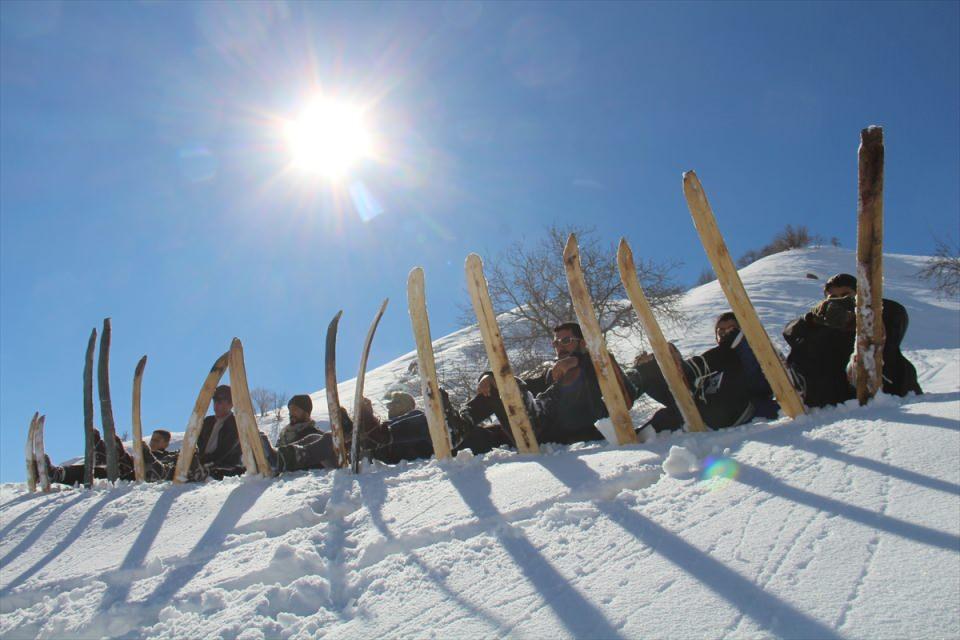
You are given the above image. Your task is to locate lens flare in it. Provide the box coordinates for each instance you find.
[701,456,740,490]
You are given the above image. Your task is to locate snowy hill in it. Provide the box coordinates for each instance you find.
[2,246,958,639]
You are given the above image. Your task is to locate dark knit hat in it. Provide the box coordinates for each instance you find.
[824,273,857,295]
[213,385,232,402]
[288,394,313,415]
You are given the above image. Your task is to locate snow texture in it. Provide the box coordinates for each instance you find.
[2,247,958,639]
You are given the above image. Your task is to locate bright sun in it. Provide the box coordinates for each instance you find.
[284,97,373,179]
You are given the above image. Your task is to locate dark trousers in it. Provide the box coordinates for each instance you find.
[632,360,755,432]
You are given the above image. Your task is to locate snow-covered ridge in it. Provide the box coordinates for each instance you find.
[2,246,958,639]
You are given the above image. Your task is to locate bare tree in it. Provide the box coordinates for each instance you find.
[737,224,823,268]
[251,387,273,417]
[272,391,288,422]
[695,267,716,286]
[460,224,683,360]
[919,240,960,298]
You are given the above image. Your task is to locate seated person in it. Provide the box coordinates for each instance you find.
[276,395,322,447]
[625,312,778,435]
[444,322,633,454]
[188,384,245,479]
[46,428,138,485]
[784,273,922,407]
[149,429,172,453]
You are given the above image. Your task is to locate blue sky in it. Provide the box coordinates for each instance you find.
[1,1,957,481]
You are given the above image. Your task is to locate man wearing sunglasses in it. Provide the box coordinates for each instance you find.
[445,322,633,453]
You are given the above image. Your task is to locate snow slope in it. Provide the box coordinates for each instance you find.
[2,247,958,639]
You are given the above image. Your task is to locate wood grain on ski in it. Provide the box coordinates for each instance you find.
[618,239,707,433]
[25,412,39,493]
[465,254,539,454]
[173,351,229,484]
[98,317,119,481]
[325,311,349,468]
[407,267,453,460]
[228,338,272,477]
[682,171,806,419]
[35,415,50,492]
[562,235,637,445]
[131,355,147,482]
[351,299,390,473]
[856,126,885,405]
[83,328,97,488]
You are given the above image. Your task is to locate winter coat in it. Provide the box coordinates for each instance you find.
[195,414,243,471]
[784,295,921,407]
[526,351,627,444]
[277,420,322,447]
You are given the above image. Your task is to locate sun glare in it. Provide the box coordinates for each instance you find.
[284,98,373,179]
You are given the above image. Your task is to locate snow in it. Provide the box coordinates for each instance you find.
[2,247,959,639]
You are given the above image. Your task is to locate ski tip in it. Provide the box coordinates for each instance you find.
[465,253,482,269]
[617,237,630,254]
[332,309,344,323]
[230,337,242,349]
[408,266,424,284]
[563,233,578,258]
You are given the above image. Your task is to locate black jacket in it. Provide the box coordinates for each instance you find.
[196,414,243,470]
[785,296,922,407]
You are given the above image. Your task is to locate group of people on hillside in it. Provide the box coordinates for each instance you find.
[42,273,922,486]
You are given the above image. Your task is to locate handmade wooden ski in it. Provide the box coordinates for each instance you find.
[173,351,229,484]
[83,328,97,488]
[351,299,390,473]
[407,267,453,460]
[97,317,119,481]
[228,338,272,477]
[325,310,349,468]
[464,254,539,454]
[34,415,50,492]
[131,355,147,482]
[682,170,806,419]
[855,126,885,405]
[25,412,39,493]
[562,235,638,445]
[618,239,707,433]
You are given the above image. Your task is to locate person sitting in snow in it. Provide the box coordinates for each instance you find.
[44,428,141,485]
[276,395,322,447]
[784,273,922,407]
[188,384,247,479]
[625,312,778,437]
[442,322,634,454]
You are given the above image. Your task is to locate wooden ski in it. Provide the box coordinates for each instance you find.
[97,317,119,481]
[682,170,806,419]
[407,267,453,460]
[618,239,707,433]
[34,415,50,492]
[351,299,390,473]
[464,254,539,454]
[83,328,97,488]
[173,351,229,484]
[228,338,272,477]
[131,355,147,482]
[25,412,39,492]
[562,235,638,445]
[325,310,349,468]
[856,126,885,405]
